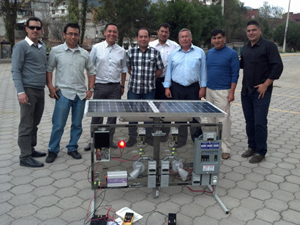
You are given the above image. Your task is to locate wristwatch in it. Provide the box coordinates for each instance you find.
[89,87,94,92]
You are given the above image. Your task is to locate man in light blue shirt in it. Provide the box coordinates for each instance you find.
[46,23,96,163]
[164,28,207,147]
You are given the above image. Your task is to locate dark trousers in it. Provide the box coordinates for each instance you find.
[91,83,121,141]
[156,77,170,136]
[241,90,271,156]
[171,81,201,143]
[18,88,44,159]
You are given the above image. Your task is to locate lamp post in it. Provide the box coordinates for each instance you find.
[222,0,224,16]
[283,0,291,53]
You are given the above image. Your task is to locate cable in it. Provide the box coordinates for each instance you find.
[145,211,167,225]
[186,185,214,194]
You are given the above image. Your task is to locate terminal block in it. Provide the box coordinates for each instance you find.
[147,160,157,188]
[160,160,169,187]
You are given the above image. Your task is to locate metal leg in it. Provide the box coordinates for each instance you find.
[207,185,229,214]
[152,187,159,198]
[90,189,96,215]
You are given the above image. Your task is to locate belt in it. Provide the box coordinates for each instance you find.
[96,82,119,85]
[157,77,165,82]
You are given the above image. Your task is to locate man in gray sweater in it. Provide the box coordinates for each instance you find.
[11,17,47,167]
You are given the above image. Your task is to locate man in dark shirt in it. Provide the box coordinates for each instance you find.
[240,20,283,163]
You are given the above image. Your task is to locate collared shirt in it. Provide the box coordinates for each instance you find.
[127,46,164,94]
[164,44,207,88]
[47,42,96,100]
[240,37,283,95]
[149,39,179,78]
[25,36,43,49]
[90,40,127,83]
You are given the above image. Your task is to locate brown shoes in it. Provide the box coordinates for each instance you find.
[222,153,230,159]
[241,148,256,158]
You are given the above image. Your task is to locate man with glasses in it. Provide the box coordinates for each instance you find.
[12,17,47,167]
[46,23,96,163]
[84,23,127,151]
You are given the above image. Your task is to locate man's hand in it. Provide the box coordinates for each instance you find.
[199,87,206,99]
[86,90,93,100]
[48,86,60,99]
[254,83,268,99]
[228,92,235,102]
[165,88,172,98]
[18,93,29,104]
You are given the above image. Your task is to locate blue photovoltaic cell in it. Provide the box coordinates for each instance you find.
[87,101,154,113]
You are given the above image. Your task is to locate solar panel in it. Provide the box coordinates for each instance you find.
[85,100,226,118]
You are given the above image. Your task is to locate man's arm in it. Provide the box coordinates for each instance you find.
[47,71,60,99]
[228,83,237,102]
[155,69,163,79]
[199,49,207,99]
[120,72,126,95]
[86,74,96,100]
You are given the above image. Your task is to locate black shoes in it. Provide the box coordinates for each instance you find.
[31,150,46,158]
[46,152,57,163]
[84,143,91,151]
[126,137,137,147]
[241,148,256,158]
[67,151,82,159]
[20,157,44,167]
[249,154,265,164]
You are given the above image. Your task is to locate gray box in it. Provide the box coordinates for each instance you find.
[107,171,127,187]
[160,160,169,187]
[148,160,157,188]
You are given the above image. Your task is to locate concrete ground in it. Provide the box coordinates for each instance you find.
[1,54,300,225]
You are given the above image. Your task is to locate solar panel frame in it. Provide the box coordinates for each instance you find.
[85,100,226,118]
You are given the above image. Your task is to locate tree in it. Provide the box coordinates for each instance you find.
[273,21,300,52]
[1,0,26,48]
[93,0,153,46]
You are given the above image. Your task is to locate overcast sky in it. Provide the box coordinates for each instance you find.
[240,0,299,13]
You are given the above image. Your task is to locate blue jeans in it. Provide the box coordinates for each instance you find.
[241,90,271,156]
[48,91,85,153]
[127,90,155,138]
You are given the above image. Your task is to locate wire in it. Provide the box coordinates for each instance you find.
[112,154,140,162]
[145,211,167,225]
[186,185,214,194]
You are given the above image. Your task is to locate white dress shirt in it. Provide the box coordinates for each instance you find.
[149,39,179,78]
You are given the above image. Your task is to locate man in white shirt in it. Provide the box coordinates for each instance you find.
[149,23,179,143]
[84,23,127,150]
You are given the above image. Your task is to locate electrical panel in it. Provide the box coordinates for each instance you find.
[193,132,221,186]
[94,131,110,162]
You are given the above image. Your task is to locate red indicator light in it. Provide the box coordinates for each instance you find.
[118,140,126,149]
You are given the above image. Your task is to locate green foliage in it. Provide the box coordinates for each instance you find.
[273,21,300,51]
[93,0,153,46]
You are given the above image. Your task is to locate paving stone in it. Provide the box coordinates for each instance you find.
[252,167,272,176]
[7,203,39,219]
[230,206,256,222]
[256,208,281,223]
[193,214,219,224]
[279,182,300,193]
[265,174,285,183]
[156,201,181,215]
[123,189,147,202]
[55,186,79,198]
[240,197,264,211]
[9,183,35,195]
[52,178,76,188]
[35,205,63,220]
[257,181,279,192]
[237,179,258,190]
[219,217,247,225]
[10,216,41,225]
[224,171,244,181]
[0,213,14,225]
[227,187,250,199]
[181,203,205,218]
[250,189,272,200]
[131,199,156,214]
[32,186,58,197]
[264,198,289,212]
[37,217,69,225]
[285,175,300,185]
[169,192,193,205]
[282,209,300,224]
[272,189,295,201]
[246,219,272,225]
[8,192,37,206]
[50,170,72,179]
[233,166,252,175]
[33,195,60,208]
[273,220,296,225]
[271,167,291,176]
[57,196,84,210]
[288,199,300,211]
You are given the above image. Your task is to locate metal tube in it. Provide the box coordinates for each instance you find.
[207,185,229,214]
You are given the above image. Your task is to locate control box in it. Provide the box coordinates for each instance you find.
[193,132,221,185]
[107,171,127,187]
[94,131,110,162]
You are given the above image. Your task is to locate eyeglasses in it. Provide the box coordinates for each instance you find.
[65,33,80,37]
[27,26,42,31]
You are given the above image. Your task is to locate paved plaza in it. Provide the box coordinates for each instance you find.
[0,54,300,225]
